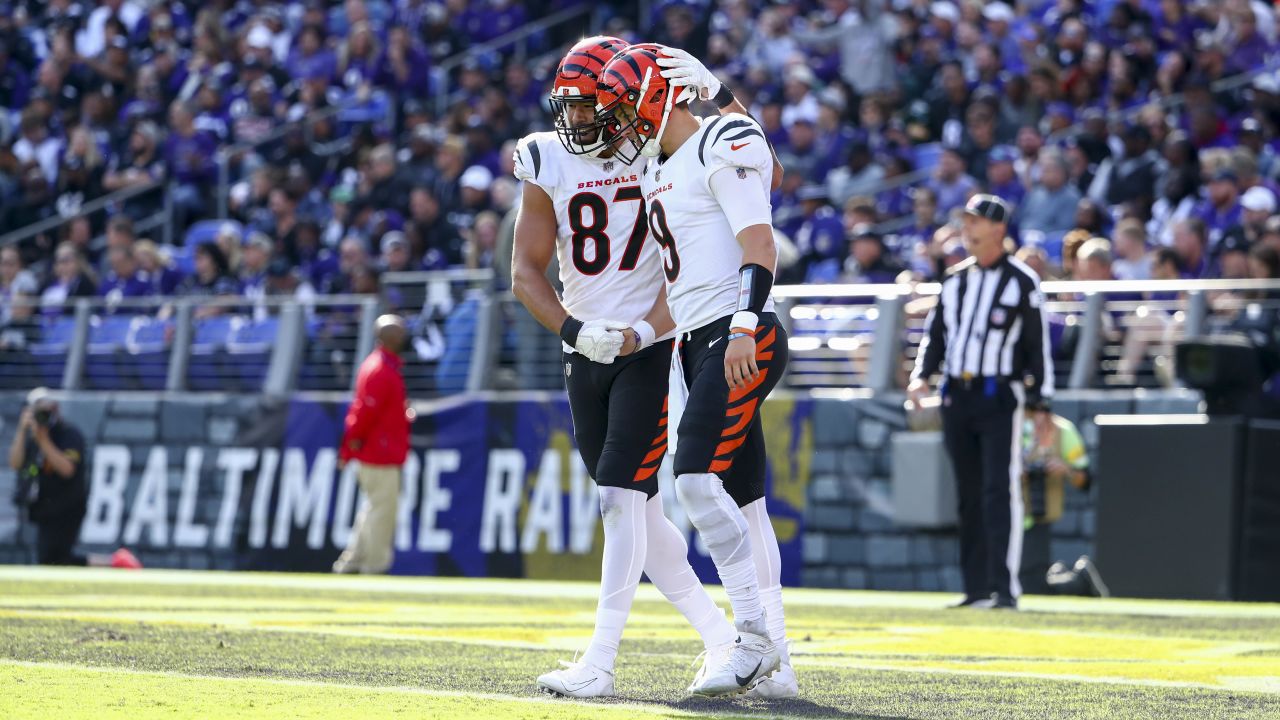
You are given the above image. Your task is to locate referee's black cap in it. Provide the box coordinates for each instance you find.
[964,194,1011,224]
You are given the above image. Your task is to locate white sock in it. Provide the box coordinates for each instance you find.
[580,486,647,672]
[675,472,763,626]
[642,494,737,649]
[743,498,790,663]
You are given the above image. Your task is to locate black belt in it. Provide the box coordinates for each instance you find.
[946,374,1008,391]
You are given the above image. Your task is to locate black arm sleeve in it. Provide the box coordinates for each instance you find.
[912,299,947,382]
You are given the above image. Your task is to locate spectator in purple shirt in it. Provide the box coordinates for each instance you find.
[892,187,941,266]
[164,101,217,230]
[239,231,273,300]
[338,21,380,92]
[986,145,1026,210]
[375,26,430,98]
[1172,218,1213,279]
[134,240,185,296]
[925,147,980,216]
[99,245,156,312]
[840,225,906,285]
[0,44,31,110]
[1195,168,1244,251]
[1227,6,1271,74]
[287,25,337,87]
[1153,0,1200,52]
[790,185,846,283]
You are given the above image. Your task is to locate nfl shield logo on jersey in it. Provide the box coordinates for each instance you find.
[655,169,661,182]
[736,167,747,179]
[991,307,1007,326]
[565,362,572,377]
[603,161,614,173]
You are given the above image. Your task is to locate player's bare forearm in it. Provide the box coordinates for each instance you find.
[511,184,570,334]
[719,98,784,190]
[736,224,778,271]
[641,284,676,339]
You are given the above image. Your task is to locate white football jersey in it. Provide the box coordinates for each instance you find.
[513,132,671,342]
[639,113,776,333]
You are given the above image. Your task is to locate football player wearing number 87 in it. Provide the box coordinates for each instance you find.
[592,43,797,698]
[511,36,777,700]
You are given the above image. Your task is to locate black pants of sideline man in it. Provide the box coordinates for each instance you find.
[941,378,1025,602]
[36,512,87,566]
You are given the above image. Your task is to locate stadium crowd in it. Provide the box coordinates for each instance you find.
[2,0,1280,334]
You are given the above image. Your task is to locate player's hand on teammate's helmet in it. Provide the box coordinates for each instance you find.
[655,46,721,102]
[724,334,759,390]
[576,319,629,364]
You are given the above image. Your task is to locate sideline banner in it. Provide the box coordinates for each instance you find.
[74,396,813,585]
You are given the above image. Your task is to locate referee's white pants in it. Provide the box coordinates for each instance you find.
[334,463,401,574]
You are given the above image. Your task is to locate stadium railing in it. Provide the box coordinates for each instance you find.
[0,294,378,395]
[0,178,174,250]
[213,98,392,220]
[784,278,1280,392]
[5,277,1276,397]
[430,3,596,117]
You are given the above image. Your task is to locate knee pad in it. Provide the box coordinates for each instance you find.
[598,485,644,530]
[676,473,745,549]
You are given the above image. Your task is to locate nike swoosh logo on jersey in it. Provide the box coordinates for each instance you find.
[735,660,763,687]
[709,336,724,349]
[730,142,751,151]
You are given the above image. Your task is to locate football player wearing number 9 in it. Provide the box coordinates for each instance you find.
[594,44,796,698]
[512,36,765,700]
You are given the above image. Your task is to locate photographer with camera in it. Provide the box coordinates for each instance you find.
[1020,399,1106,596]
[8,389,140,568]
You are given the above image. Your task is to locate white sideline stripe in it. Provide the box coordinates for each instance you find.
[790,656,1280,695]
[0,659,821,720]
[3,566,1280,619]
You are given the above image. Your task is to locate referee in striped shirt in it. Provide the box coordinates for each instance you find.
[907,194,1054,610]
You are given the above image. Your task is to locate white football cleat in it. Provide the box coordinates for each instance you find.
[688,643,730,693]
[745,662,798,698]
[537,659,615,698]
[687,628,779,697]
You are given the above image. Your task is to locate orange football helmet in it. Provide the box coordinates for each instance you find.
[595,43,698,164]
[550,35,629,156]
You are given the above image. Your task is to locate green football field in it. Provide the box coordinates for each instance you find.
[2,567,1279,719]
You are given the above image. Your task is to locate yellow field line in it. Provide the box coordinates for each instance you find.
[793,656,1280,695]
[4,565,1280,619]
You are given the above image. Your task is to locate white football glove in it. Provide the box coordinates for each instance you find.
[656,46,722,102]
[575,318,628,364]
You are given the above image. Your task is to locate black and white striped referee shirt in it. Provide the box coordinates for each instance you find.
[912,254,1054,401]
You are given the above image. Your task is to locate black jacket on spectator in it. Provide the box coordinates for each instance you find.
[18,421,87,524]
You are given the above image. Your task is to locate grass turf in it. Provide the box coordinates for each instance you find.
[1,567,1278,719]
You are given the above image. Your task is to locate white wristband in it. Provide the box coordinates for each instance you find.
[730,310,758,332]
[634,320,656,350]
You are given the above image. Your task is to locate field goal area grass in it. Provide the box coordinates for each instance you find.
[2,566,1279,719]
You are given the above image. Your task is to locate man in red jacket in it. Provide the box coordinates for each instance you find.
[333,314,413,574]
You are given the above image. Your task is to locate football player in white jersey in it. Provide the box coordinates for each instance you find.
[512,36,764,700]
[594,43,796,698]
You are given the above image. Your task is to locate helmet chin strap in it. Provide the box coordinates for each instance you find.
[563,104,607,158]
[639,68,696,158]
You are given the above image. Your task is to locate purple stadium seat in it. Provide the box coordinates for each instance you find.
[127,317,174,390]
[227,318,278,390]
[182,219,243,249]
[85,315,136,390]
[188,315,240,391]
